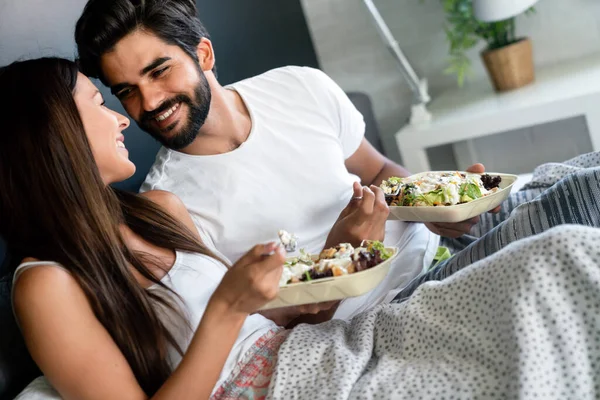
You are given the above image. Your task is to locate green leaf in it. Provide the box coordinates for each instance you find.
[433,246,452,266]
[304,271,312,281]
[401,192,416,206]
[366,240,393,260]
[444,53,472,87]
[465,183,482,199]
[416,189,443,206]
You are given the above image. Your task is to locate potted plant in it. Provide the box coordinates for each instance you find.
[441,0,535,91]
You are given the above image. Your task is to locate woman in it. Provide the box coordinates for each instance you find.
[0,57,388,399]
[0,57,285,399]
[3,58,600,400]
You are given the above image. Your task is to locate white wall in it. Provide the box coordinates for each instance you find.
[0,0,86,62]
[301,0,600,173]
[0,0,161,190]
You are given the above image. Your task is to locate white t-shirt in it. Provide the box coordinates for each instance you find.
[142,66,439,319]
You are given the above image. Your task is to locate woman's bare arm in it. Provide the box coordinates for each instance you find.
[14,264,247,400]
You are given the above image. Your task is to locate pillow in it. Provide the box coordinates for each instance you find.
[14,377,60,400]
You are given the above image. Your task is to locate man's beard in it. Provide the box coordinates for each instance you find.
[137,71,211,150]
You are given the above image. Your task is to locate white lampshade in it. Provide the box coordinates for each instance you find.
[473,0,539,22]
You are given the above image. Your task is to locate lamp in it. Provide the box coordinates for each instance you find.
[473,0,539,22]
[363,0,432,125]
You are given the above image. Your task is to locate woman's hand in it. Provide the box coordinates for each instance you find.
[325,182,390,248]
[212,243,286,315]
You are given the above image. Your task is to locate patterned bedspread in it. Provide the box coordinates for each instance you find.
[268,225,600,399]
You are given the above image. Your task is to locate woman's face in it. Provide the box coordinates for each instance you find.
[73,73,135,185]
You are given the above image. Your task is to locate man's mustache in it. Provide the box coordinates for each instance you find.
[141,95,192,123]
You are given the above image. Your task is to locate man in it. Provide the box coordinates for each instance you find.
[74,0,487,324]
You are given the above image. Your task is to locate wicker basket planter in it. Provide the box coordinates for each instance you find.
[481,38,535,92]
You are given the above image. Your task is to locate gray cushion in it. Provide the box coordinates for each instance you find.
[14,377,60,400]
[346,92,384,156]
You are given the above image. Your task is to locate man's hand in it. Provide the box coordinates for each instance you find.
[258,182,388,327]
[425,163,501,238]
[324,182,389,248]
[259,183,388,326]
[258,301,339,327]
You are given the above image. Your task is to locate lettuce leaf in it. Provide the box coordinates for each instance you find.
[459,183,481,200]
[417,189,443,206]
[366,240,393,260]
[465,183,482,199]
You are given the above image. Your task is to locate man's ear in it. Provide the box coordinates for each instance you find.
[196,38,215,72]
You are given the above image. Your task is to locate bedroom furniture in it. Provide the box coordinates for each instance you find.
[395,53,600,173]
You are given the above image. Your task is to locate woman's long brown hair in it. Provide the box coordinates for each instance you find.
[0,58,223,395]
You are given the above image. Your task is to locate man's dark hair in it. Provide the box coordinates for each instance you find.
[75,0,213,84]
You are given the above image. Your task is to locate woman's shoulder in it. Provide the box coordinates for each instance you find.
[13,258,83,318]
[17,257,65,273]
[14,258,77,298]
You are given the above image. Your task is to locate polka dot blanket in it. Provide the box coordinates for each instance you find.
[268,225,600,399]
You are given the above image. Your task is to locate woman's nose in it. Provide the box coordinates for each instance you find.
[117,112,130,130]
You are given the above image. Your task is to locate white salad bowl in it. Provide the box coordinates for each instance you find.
[260,247,399,310]
[387,172,518,223]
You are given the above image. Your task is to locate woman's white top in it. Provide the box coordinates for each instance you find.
[12,250,277,393]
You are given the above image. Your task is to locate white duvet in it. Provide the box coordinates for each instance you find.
[268,225,600,399]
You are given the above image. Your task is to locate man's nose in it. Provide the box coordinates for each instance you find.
[139,84,165,114]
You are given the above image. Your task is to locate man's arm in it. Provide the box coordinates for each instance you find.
[345,139,411,186]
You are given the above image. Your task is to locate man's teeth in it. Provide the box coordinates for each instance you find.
[116,141,125,148]
[156,104,179,122]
